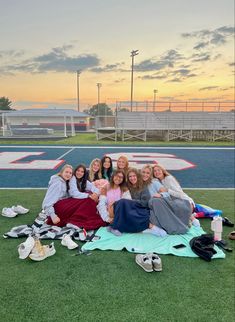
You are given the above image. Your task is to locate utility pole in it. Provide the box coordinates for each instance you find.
[130,50,139,112]
[97,83,102,115]
[77,70,81,112]
[153,89,158,112]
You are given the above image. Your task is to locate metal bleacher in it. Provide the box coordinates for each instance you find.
[96,111,235,141]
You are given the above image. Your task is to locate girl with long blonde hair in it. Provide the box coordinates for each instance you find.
[42,164,73,224]
[116,155,129,176]
[88,158,102,182]
[152,164,200,226]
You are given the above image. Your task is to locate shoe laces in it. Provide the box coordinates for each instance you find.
[34,240,45,256]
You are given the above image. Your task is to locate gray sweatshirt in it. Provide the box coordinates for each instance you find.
[42,175,69,220]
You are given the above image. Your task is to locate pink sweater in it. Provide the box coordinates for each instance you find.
[106,187,122,206]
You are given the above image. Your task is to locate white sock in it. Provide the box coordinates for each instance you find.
[192,218,200,227]
[143,226,167,237]
[107,226,122,236]
[66,223,82,231]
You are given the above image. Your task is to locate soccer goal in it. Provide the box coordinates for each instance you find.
[1,111,76,139]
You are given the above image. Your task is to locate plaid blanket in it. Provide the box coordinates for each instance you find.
[3,224,95,241]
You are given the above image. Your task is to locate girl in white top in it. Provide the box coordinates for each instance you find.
[69,164,99,201]
[152,164,200,227]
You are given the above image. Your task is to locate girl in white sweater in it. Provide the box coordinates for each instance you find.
[152,164,200,227]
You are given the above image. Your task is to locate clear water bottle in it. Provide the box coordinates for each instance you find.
[211,215,223,241]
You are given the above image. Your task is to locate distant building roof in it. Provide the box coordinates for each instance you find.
[3,108,89,117]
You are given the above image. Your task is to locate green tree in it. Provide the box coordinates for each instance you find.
[84,103,113,116]
[119,108,130,112]
[0,97,13,110]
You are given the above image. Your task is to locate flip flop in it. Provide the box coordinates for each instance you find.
[222,217,234,227]
[215,240,233,252]
[228,231,235,240]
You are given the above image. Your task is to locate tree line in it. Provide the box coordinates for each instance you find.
[0,97,13,110]
[0,97,129,115]
[84,103,129,116]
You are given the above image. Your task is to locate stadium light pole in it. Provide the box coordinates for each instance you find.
[153,89,158,112]
[77,70,81,112]
[97,83,102,115]
[130,49,139,112]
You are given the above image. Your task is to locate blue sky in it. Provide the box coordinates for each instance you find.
[0,0,234,110]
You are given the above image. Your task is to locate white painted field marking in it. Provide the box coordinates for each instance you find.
[56,147,75,160]
[0,152,64,169]
[107,152,195,170]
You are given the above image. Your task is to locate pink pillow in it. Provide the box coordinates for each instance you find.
[94,179,109,190]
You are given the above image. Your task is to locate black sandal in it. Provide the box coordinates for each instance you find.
[222,217,234,227]
[215,240,233,252]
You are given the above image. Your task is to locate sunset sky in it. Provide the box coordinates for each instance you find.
[0,0,234,110]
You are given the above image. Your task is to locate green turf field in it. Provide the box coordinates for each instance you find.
[0,189,234,322]
[0,132,234,145]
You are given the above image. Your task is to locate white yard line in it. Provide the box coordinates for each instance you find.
[185,188,235,190]
[0,145,234,150]
[56,147,75,160]
[0,187,47,190]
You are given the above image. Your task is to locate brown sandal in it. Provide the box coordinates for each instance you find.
[228,231,235,240]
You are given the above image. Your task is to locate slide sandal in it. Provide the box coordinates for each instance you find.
[228,231,235,240]
[215,240,233,252]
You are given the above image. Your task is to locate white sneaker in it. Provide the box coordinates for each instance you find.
[61,234,78,250]
[150,253,162,272]
[2,207,18,218]
[29,242,56,261]
[18,236,35,259]
[135,254,153,273]
[12,205,29,215]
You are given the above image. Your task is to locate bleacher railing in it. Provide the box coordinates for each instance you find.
[116,101,235,113]
[95,111,235,131]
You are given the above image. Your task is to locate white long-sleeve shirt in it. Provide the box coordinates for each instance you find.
[161,175,194,204]
[69,175,99,199]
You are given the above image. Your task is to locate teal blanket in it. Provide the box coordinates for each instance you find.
[82,226,225,259]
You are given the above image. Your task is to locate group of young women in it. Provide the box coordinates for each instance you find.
[42,154,199,237]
